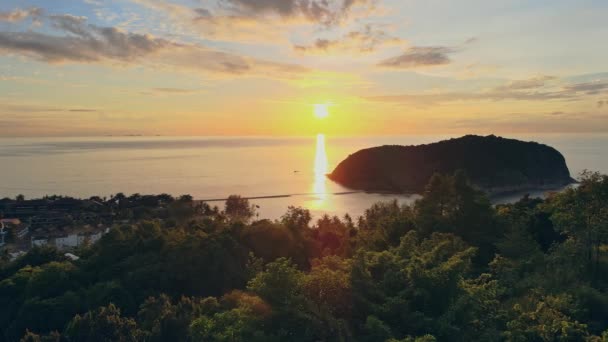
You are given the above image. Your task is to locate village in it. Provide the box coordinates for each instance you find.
[0,193,205,261]
[0,196,113,260]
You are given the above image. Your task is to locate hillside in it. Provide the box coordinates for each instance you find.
[328,135,574,194]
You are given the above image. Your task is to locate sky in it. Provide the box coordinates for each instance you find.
[0,0,607,137]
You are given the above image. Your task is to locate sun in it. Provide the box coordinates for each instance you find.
[314,104,329,119]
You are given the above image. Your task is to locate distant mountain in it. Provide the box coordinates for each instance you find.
[328,135,575,195]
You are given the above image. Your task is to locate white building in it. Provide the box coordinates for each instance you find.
[31,228,108,250]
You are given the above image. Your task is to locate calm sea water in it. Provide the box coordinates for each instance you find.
[1,134,607,219]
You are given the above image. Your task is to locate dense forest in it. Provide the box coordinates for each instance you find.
[2,171,608,341]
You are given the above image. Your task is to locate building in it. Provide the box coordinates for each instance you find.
[31,228,108,250]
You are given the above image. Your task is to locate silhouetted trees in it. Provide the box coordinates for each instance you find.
[2,172,608,341]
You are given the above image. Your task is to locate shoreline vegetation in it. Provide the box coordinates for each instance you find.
[1,171,608,341]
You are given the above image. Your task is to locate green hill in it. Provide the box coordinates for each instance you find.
[329,135,574,194]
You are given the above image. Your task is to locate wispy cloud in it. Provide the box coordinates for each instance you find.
[494,75,557,91]
[367,76,606,105]
[151,87,199,94]
[294,24,402,54]
[0,11,308,79]
[69,109,98,112]
[138,87,203,96]
[377,38,477,69]
[0,7,43,23]
[378,46,456,68]
[0,103,97,114]
[130,0,377,43]
[215,0,374,26]
[564,81,608,95]
[449,112,608,133]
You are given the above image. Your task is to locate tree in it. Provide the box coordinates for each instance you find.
[505,294,590,341]
[137,294,211,342]
[281,206,312,230]
[415,172,500,264]
[547,171,608,281]
[20,330,62,342]
[351,231,478,340]
[2,172,608,341]
[247,258,304,307]
[303,256,352,318]
[189,291,272,342]
[64,304,144,342]
[241,220,310,267]
[225,195,256,223]
[356,200,415,250]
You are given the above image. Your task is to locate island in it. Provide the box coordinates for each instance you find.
[328,135,575,195]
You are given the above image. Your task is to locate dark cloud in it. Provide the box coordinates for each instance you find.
[193,8,213,17]
[294,24,401,53]
[0,11,307,78]
[50,14,94,38]
[218,0,372,26]
[564,81,608,95]
[378,46,455,68]
[0,15,170,63]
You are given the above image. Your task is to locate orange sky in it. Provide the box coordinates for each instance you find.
[0,0,607,136]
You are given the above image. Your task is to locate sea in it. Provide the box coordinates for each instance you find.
[1,134,607,220]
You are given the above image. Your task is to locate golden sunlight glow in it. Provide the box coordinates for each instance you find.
[313,133,328,203]
[314,104,329,119]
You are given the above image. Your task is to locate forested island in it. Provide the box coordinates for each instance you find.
[329,135,574,195]
[0,171,607,341]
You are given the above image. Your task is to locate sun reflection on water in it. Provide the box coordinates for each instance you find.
[313,134,328,205]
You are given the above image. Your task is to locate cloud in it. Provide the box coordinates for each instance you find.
[449,112,608,133]
[377,38,478,69]
[563,80,608,95]
[0,103,64,113]
[217,0,374,26]
[494,75,556,91]
[0,12,307,79]
[378,46,455,69]
[0,30,166,63]
[152,88,198,94]
[0,7,43,22]
[140,87,201,96]
[0,103,100,114]
[130,0,376,43]
[294,24,402,54]
[366,77,607,105]
[69,109,98,112]
[0,14,170,63]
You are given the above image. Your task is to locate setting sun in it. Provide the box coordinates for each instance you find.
[314,104,330,119]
